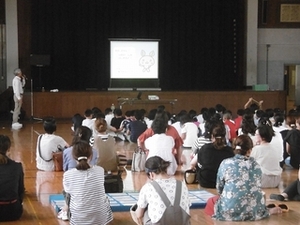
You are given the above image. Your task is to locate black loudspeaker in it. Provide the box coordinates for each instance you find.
[30,54,50,66]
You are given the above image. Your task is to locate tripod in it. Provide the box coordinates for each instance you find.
[30,78,43,122]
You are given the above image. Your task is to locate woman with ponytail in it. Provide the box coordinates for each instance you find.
[63,140,113,225]
[205,135,282,221]
[190,125,234,188]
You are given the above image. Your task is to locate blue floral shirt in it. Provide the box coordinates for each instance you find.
[212,154,270,221]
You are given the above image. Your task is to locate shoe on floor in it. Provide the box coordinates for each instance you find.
[57,209,68,221]
[270,194,285,201]
[12,123,22,130]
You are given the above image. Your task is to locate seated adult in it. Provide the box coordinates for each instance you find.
[93,118,119,172]
[206,135,282,221]
[190,125,234,188]
[270,168,300,201]
[36,117,69,171]
[63,126,98,171]
[0,135,24,222]
[128,109,147,143]
[144,116,178,175]
[284,115,300,169]
[134,156,190,225]
[250,124,282,188]
[63,140,113,224]
[138,111,183,164]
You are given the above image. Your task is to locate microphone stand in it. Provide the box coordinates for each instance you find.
[30,78,43,122]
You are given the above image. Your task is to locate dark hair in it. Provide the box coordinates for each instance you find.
[147,108,158,120]
[236,109,245,116]
[72,113,84,132]
[180,113,192,125]
[154,111,169,125]
[241,114,256,135]
[140,109,147,116]
[212,125,227,149]
[151,117,168,134]
[233,135,253,155]
[114,108,122,116]
[274,113,284,127]
[134,109,143,120]
[43,117,57,134]
[215,104,225,114]
[94,112,105,119]
[249,103,259,114]
[0,135,11,164]
[255,110,264,119]
[157,105,165,113]
[125,110,132,117]
[92,107,102,118]
[84,109,93,117]
[203,117,223,139]
[208,107,217,118]
[285,114,296,128]
[256,125,273,143]
[72,140,92,170]
[104,107,112,115]
[72,126,92,145]
[200,107,208,114]
[145,156,170,175]
[265,108,274,118]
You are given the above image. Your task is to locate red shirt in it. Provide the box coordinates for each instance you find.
[224,120,237,141]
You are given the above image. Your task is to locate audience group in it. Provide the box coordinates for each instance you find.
[4,97,300,223]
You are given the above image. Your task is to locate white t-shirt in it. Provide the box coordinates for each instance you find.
[250,143,282,176]
[181,122,198,148]
[137,178,190,223]
[145,134,177,175]
[171,121,181,136]
[82,118,95,131]
[36,133,67,171]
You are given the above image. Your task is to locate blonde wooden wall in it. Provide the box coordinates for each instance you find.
[22,90,287,119]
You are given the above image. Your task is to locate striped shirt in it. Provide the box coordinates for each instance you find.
[63,166,113,225]
[191,137,211,155]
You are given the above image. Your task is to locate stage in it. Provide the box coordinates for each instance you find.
[22,90,286,119]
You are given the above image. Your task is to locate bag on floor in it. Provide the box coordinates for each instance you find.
[131,147,146,172]
[184,169,197,184]
[52,145,64,172]
[104,170,123,193]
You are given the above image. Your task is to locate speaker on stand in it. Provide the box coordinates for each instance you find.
[30,54,50,121]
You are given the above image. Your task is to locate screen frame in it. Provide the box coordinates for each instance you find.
[109,38,160,89]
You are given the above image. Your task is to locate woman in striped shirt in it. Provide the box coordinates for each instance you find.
[63,140,113,225]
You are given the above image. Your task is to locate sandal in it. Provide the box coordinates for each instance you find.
[278,204,289,212]
[267,203,289,213]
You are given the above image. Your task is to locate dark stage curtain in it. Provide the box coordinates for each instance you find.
[31,0,245,91]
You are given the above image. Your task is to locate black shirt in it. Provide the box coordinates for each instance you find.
[0,157,25,202]
[197,143,234,188]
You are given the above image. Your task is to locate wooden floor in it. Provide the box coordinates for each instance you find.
[1,120,300,225]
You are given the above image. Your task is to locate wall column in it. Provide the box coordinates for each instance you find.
[5,0,18,87]
[246,0,258,86]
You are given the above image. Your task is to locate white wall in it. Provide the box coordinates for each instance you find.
[246,0,258,86]
[257,28,300,90]
[5,0,18,88]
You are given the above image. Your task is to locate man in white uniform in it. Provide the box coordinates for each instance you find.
[12,68,26,129]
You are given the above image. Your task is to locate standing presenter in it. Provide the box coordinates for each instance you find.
[12,68,26,130]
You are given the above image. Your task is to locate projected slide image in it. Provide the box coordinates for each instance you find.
[110,40,159,79]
